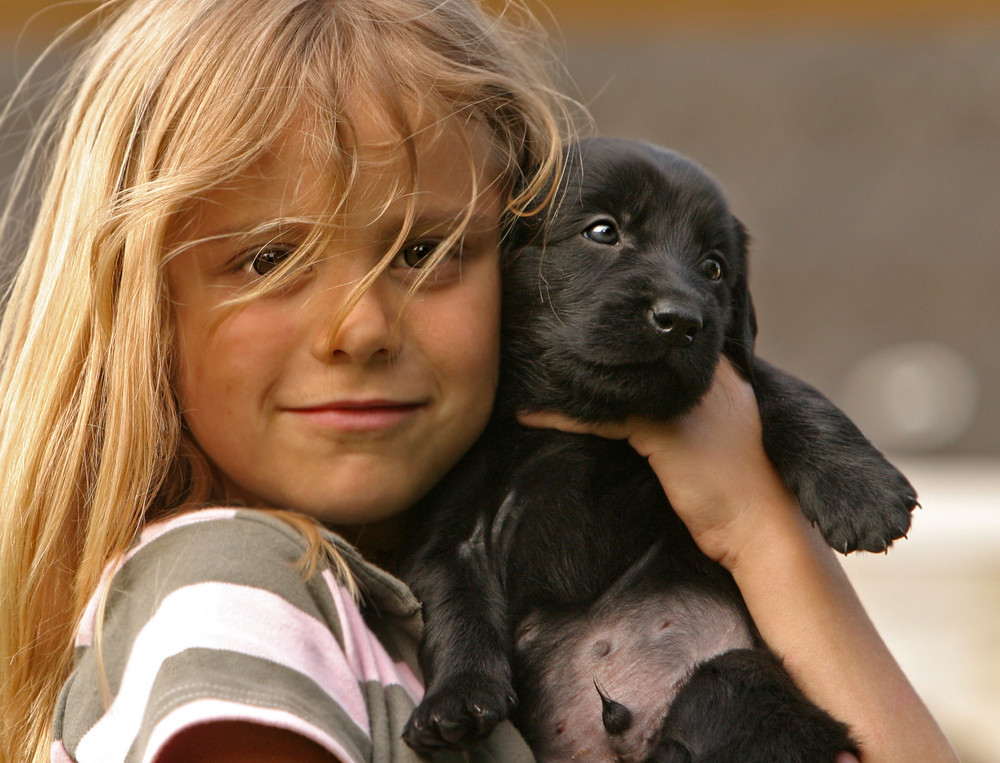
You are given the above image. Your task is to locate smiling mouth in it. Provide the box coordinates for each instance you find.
[285,400,426,432]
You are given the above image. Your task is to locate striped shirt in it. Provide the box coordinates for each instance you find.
[50,508,534,762]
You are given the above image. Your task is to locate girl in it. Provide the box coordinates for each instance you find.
[0,0,954,761]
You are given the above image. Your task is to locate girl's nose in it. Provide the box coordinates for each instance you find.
[313,278,400,364]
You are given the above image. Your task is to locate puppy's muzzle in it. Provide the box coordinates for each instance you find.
[649,299,703,347]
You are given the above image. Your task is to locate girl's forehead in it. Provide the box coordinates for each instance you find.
[170,109,503,241]
[259,103,495,188]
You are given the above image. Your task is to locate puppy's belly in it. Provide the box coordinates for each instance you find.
[515,584,753,763]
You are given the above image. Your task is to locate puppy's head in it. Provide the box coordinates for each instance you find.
[502,138,756,421]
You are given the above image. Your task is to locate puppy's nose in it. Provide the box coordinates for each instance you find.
[649,300,702,346]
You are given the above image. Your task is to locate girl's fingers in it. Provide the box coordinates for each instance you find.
[515,411,630,440]
[515,359,752,452]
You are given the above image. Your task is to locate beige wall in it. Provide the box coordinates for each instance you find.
[5,0,1000,34]
[2,3,999,760]
[2,1,87,32]
[3,1,999,456]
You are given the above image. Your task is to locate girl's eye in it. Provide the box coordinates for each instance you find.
[399,240,439,268]
[391,238,466,284]
[701,256,724,281]
[246,245,294,276]
[582,220,620,246]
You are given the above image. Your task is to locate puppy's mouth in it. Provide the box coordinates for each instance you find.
[566,336,717,372]
[539,349,719,422]
[578,353,682,370]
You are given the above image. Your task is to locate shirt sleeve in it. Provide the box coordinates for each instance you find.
[51,509,394,763]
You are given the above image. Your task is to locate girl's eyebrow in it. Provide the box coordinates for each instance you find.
[382,204,501,235]
[191,199,501,245]
[192,219,313,245]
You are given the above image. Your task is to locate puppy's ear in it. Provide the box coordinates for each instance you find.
[503,142,583,257]
[502,204,545,255]
[501,163,560,257]
[723,217,758,377]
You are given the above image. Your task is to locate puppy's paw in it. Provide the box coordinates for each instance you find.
[402,673,516,753]
[752,358,917,554]
[794,456,916,554]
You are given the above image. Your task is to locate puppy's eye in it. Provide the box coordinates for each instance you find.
[701,257,724,281]
[582,220,620,246]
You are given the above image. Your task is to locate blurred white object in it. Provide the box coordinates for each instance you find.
[839,342,980,452]
[843,457,1000,763]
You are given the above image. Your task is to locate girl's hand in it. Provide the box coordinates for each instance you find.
[521,360,958,763]
[518,358,798,569]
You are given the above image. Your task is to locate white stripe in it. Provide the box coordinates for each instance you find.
[143,699,360,763]
[75,509,241,648]
[75,581,369,762]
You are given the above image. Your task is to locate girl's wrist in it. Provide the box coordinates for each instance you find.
[704,487,809,573]
[644,443,806,572]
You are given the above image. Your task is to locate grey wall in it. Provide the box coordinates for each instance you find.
[564,32,999,455]
[3,29,997,454]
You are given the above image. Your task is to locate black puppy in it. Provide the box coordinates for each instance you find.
[400,138,916,762]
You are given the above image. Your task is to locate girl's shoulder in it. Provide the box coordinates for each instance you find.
[108,506,424,626]
[51,507,434,763]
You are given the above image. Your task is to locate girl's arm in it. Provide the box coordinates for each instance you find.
[520,359,957,763]
[158,722,342,763]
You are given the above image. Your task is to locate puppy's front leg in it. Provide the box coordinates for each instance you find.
[402,537,516,752]
[751,358,916,553]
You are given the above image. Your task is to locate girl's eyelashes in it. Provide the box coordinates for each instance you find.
[238,243,296,276]
[396,239,440,269]
[230,234,475,282]
[391,238,465,281]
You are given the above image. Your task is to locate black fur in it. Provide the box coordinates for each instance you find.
[400,138,916,761]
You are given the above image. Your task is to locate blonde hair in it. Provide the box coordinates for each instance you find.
[0,0,577,759]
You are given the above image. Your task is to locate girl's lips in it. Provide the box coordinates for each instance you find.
[284,400,425,432]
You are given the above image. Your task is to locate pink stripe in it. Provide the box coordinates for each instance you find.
[75,582,369,762]
[75,562,118,648]
[393,658,426,701]
[325,571,424,702]
[143,699,359,763]
[49,741,74,763]
[136,507,239,548]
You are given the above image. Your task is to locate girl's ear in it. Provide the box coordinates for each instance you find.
[723,216,758,378]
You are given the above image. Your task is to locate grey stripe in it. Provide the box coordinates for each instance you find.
[53,510,538,761]
[94,513,347,697]
[53,660,100,755]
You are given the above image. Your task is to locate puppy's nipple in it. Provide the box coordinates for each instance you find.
[594,680,633,736]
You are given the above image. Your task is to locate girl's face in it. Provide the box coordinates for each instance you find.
[167,115,503,530]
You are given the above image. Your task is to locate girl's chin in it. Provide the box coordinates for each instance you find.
[268,489,414,527]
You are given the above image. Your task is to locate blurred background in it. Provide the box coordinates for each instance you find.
[2,0,998,759]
